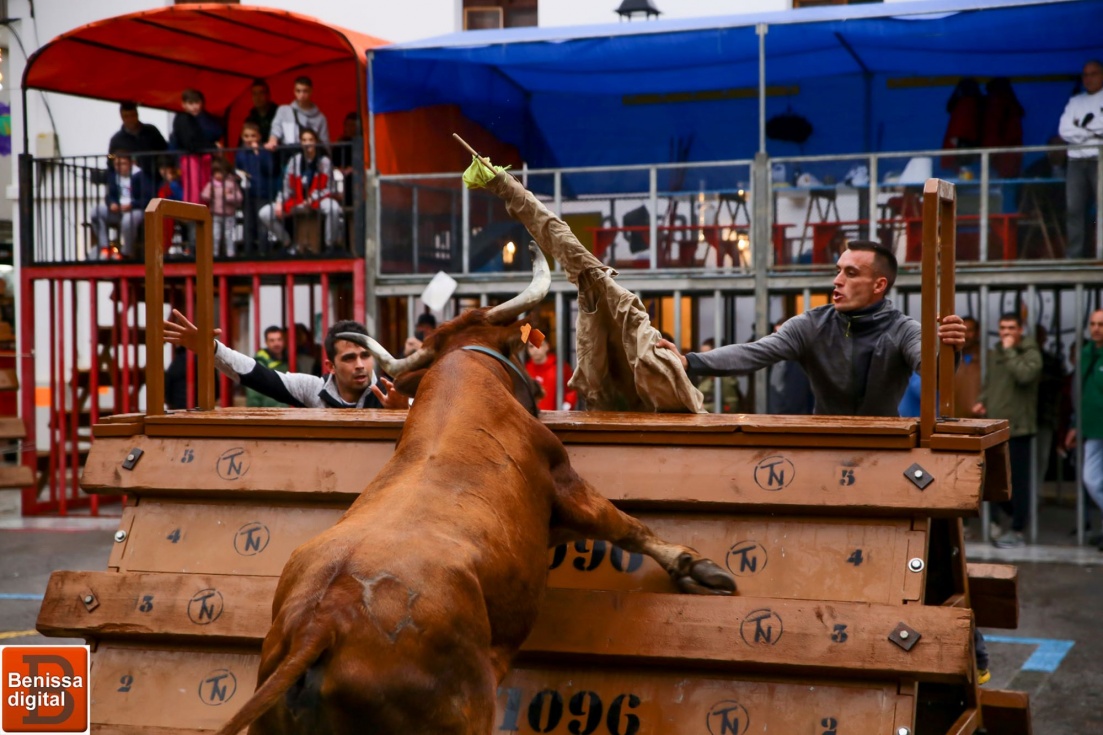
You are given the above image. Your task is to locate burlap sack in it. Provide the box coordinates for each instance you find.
[485,173,704,413]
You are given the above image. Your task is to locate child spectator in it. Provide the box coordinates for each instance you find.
[259,128,344,254]
[200,158,243,258]
[235,121,279,255]
[155,158,185,256]
[91,152,150,260]
[170,88,223,204]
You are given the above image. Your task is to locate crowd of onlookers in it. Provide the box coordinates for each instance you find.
[92,77,360,261]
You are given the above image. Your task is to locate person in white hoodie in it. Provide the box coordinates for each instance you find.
[1058,59,1103,258]
[265,75,330,150]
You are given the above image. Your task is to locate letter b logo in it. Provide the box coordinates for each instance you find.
[1,645,90,733]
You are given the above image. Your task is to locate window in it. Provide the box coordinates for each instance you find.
[463,0,537,30]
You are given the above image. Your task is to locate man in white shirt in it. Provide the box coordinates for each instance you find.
[1058,59,1103,258]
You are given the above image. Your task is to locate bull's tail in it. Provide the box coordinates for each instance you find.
[212,625,334,735]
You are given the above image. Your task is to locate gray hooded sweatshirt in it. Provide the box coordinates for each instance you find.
[686,299,923,417]
[271,101,330,146]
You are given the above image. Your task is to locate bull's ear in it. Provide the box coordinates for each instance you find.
[394,368,429,397]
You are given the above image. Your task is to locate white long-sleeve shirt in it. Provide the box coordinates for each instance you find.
[1058,88,1103,159]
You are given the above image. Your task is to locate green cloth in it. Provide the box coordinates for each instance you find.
[1078,342,1103,439]
[245,348,288,408]
[979,336,1043,437]
[462,156,509,189]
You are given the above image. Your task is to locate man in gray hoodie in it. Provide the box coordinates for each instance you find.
[658,240,966,416]
[266,76,330,150]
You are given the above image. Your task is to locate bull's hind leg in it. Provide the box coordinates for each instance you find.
[549,463,736,595]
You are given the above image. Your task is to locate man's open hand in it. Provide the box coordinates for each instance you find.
[163,308,221,353]
[656,338,689,370]
[371,376,410,410]
[938,314,966,349]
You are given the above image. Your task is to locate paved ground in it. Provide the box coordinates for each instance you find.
[1,512,1101,733]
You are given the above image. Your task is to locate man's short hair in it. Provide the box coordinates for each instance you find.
[250,78,269,90]
[998,312,1022,327]
[181,88,204,104]
[294,76,313,88]
[415,313,437,329]
[846,239,898,290]
[700,337,716,350]
[264,325,284,338]
[344,111,359,123]
[325,320,368,361]
[119,100,139,113]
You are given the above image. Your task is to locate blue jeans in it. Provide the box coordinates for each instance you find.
[1084,438,1103,517]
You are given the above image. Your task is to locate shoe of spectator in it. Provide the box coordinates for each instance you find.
[989,523,1004,541]
[977,668,992,685]
[993,531,1024,549]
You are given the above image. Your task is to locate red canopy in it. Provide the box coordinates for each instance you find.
[23,3,384,150]
[22,3,518,174]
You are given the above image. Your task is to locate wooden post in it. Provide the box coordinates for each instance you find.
[919,179,957,446]
[144,199,214,416]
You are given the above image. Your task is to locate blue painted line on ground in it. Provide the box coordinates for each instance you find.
[985,634,1075,673]
[0,593,44,601]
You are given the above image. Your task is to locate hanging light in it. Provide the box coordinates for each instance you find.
[615,0,661,21]
[503,241,517,265]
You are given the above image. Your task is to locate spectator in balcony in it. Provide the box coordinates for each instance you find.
[235,121,279,256]
[1058,59,1103,258]
[200,158,243,258]
[258,127,343,255]
[108,101,166,177]
[242,78,277,144]
[171,88,224,204]
[266,76,330,151]
[972,313,1043,549]
[91,152,150,259]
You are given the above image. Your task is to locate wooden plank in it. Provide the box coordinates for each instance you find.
[83,437,985,515]
[736,414,917,436]
[0,417,26,439]
[934,418,1008,436]
[41,572,974,681]
[979,688,1033,735]
[930,426,1011,452]
[967,562,1018,629]
[103,502,930,604]
[0,464,35,488]
[86,645,917,733]
[524,590,975,682]
[0,367,18,391]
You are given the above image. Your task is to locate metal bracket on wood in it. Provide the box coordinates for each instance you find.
[904,462,933,490]
[122,448,144,471]
[888,622,921,651]
[80,590,99,613]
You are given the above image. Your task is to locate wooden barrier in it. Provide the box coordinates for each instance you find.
[36,184,1030,734]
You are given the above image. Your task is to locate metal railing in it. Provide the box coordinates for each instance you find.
[21,141,364,266]
[375,142,1102,276]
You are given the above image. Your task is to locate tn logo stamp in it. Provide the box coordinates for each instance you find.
[1,645,90,734]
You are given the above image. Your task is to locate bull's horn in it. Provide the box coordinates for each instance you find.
[486,242,551,324]
[334,332,433,377]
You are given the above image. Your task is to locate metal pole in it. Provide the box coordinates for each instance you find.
[462,186,470,274]
[1096,154,1103,260]
[979,150,990,263]
[756,24,768,155]
[980,283,991,542]
[868,155,879,242]
[555,291,565,409]
[713,290,723,414]
[673,290,683,350]
[366,51,380,334]
[412,187,419,273]
[1074,283,1085,546]
[752,152,770,413]
[649,167,658,270]
[1026,283,1038,544]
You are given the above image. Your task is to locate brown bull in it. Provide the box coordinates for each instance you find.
[214,245,735,735]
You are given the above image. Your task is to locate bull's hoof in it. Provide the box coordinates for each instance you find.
[675,559,737,596]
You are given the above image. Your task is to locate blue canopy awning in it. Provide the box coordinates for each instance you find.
[371,0,1102,174]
